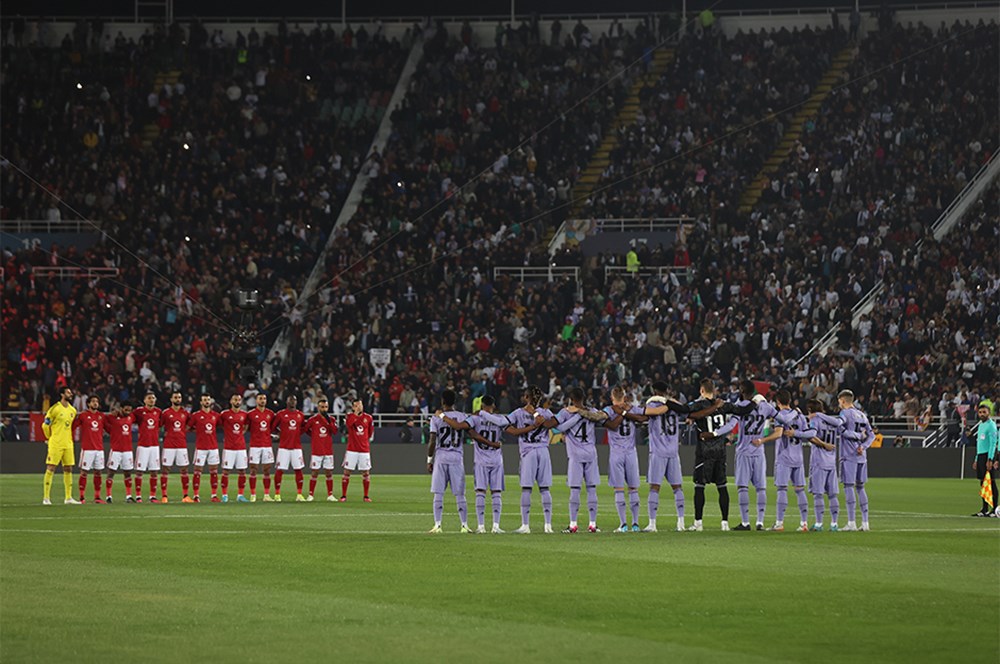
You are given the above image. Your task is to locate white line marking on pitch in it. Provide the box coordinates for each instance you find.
[0,512,429,521]
[2,527,997,535]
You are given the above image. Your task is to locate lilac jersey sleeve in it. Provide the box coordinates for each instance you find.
[478,411,511,428]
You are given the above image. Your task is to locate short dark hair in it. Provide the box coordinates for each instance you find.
[171,390,182,397]
[317,396,328,403]
[740,380,756,399]
[481,395,495,407]
[568,387,584,403]
[775,389,791,406]
[806,399,824,414]
[441,389,456,407]
[699,379,714,394]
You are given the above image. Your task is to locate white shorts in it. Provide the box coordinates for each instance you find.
[310,454,335,471]
[80,450,105,471]
[161,448,190,467]
[223,449,248,471]
[136,446,161,472]
[276,448,305,470]
[194,448,221,468]
[249,446,275,465]
[107,451,134,471]
[343,451,372,471]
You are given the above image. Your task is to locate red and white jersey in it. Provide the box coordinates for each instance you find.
[190,410,221,450]
[305,413,337,457]
[272,409,306,450]
[132,406,162,447]
[346,413,373,453]
[105,413,135,452]
[220,410,249,450]
[161,407,190,449]
[74,410,105,451]
[247,408,276,448]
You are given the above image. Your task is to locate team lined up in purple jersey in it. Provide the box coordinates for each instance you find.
[427,380,876,534]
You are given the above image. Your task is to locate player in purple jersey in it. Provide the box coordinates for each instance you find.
[427,389,471,533]
[440,396,507,533]
[836,390,876,531]
[752,390,821,532]
[603,386,647,532]
[805,399,841,531]
[549,387,604,533]
[714,381,778,531]
[489,386,556,534]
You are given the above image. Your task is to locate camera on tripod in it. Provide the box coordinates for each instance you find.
[232,288,262,385]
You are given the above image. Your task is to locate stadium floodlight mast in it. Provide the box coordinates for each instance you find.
[232,289,262,386]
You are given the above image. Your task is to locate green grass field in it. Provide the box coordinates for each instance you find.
[1,475,997,663]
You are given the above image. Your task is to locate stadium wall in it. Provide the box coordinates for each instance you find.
[0,439,973,478]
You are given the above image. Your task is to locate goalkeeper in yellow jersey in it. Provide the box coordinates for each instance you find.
[42,386,81,505]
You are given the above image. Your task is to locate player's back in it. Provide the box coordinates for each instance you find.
[647,403,686,458]
[509,407,550,453]
[467,414,503,467]
[689,398,729,458]
[809,414,840,470]
[774,409,806,467]
[432,411,465,463]
[558,409,595,462]
[604,405,642,453]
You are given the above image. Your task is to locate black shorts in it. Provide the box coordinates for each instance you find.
[693,453,727,487]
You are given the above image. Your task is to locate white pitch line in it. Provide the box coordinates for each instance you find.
[2,527,997,535]
[0,512,429,521]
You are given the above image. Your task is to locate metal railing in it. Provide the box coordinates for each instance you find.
[492,266,579,283]
[593,217,692,232]
[0,219,95,233]
[15,4,998,24]
[549,216,692,254]
[604,265,691,282]
[31,266,120,279]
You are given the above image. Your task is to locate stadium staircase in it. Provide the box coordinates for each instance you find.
[141,69,182,148]
[553,47,675,243]
[736,45,857,215]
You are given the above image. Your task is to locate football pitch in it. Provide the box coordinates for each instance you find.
[1,475,997,663]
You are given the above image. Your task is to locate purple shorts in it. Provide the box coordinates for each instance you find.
[519,448,553,488]
[774,462,805,488]
[608,449,641,488]
[567,458,600,488]
[647,454,683,487]
[430,460,466,496]
[474,463,505,492]
[809,468,838,495]
[735,455,766,489]
[840,459,868,485]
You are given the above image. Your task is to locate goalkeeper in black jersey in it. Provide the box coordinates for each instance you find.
[686,379,754,531]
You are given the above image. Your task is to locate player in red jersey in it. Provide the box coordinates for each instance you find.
[271,395,306,502]
[160,391,192,502]
[305,396,338,501]
[219,394,250,503]
[104,404,136,502]
[73,396,106,503]
[132,393,162,503]
[189,395,222,502]
[247,393,276,502]
[342,398,374,502]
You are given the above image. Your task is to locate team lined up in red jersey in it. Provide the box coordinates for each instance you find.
[64,392,374,505]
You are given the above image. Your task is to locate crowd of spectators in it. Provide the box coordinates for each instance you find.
[1,16,995,445]
[1,18,407,411]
